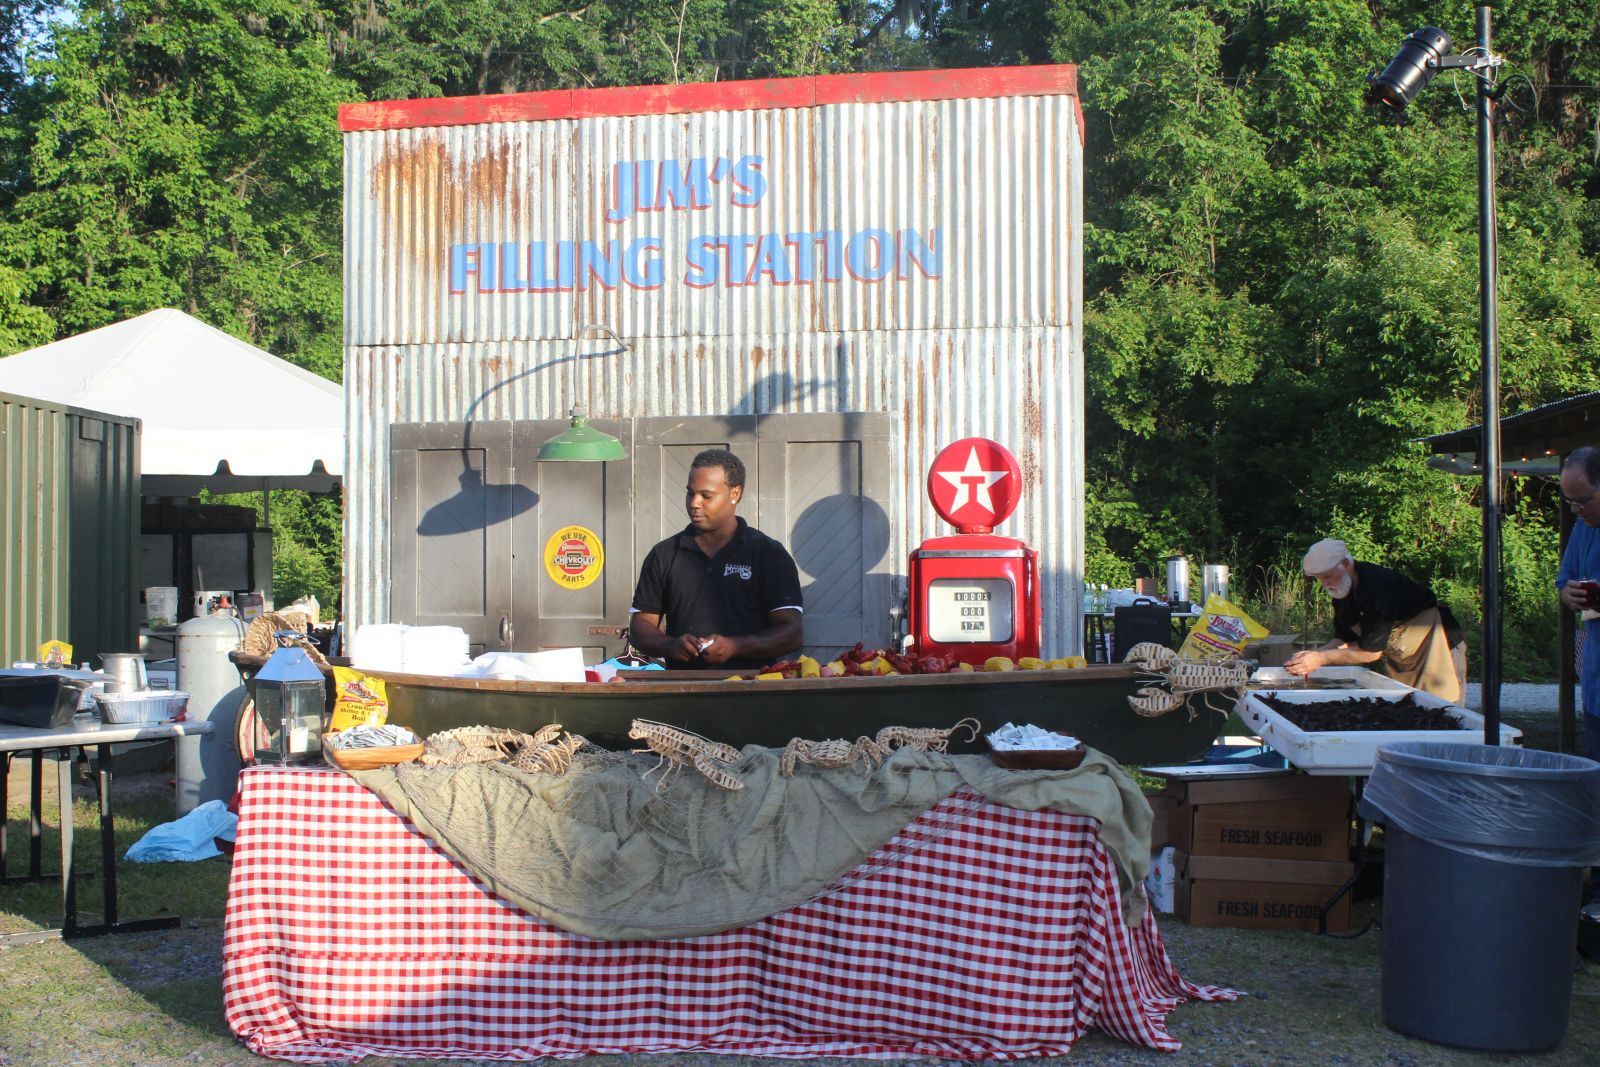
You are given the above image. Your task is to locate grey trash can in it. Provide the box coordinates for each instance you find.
[1360,742,1600,1052]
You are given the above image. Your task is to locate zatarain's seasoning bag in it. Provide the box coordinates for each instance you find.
[330,667,390,732]
[1179,594,1268,661]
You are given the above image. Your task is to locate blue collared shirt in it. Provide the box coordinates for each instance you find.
[1555,521,1600,717]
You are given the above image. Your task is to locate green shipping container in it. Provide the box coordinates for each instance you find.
[0,390,140,667]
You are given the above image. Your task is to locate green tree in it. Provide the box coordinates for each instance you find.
[0,0,349,376]
[1013,0,1600,676]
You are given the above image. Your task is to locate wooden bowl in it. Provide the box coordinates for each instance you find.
[987,736,1086,770]
[323,735,424,771]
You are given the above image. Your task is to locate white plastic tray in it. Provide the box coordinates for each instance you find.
[1239,688,1521,776]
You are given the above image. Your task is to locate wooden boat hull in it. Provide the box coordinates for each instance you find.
[364,664,1229,766]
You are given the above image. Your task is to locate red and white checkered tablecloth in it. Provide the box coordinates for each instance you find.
[223,765,1235,1064]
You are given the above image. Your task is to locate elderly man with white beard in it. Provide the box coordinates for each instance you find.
[1283,538,1467,702]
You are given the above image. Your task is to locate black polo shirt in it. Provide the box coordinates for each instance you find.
[630,517,803,669]
[1333,561,1464,652]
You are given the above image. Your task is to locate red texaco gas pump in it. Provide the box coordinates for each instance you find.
[907,437,1041,665]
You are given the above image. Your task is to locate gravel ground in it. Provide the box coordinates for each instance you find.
[1461,682,1566,714]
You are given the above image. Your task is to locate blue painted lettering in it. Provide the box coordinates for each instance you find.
[749,234,792,285]
[576,239,621,290]
[847,229,893,281]
[449,244,478,293]
[623,237,664,288]
[607,161,635,223]
[528,241,566,292]
[660,159,713,211]
[730,155,767,207]
[723,234,760,286]
[498,242,528,292]
[897,227,942,279]
[555,240,576,291]
[684,236,720,288]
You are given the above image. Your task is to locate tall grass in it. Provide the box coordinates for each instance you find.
[1230,553,1331,646]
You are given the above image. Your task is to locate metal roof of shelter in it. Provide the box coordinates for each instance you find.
[1418,391,1600,476]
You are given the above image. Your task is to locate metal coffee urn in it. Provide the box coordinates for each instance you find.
[1202,564,1231,606]
[1164,554,1190,607]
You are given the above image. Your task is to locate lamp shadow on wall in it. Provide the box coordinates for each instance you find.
[415,466,539,538]
[415,340,627,537]
[789,491,893,653]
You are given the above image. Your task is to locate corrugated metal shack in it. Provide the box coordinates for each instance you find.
[339,65,1086,657]
[0,390,140,666]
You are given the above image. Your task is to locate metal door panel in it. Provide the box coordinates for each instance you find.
[756,414,895,658]
[510,418,633,658]
[390,422,514,653]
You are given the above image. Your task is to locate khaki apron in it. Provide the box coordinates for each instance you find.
[1377,606,1466,703]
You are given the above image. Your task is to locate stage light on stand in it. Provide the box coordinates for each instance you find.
[1367,7,1506,746]
[1368,27,1453,109]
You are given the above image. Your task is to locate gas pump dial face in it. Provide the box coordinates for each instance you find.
[926,578,1015,643]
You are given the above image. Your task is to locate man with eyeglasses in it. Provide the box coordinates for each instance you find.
[1555,445,1600,764]
[1557,447,1600,926]
[1284,538,1466,702]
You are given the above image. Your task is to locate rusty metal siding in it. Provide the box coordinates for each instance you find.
[343,95,1078,346]
[0,391,140,666]
[344,72,1086,653]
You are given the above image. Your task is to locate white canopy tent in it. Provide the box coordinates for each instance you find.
[0,308,343,494]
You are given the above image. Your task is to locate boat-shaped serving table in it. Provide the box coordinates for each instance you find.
[342,663,1229,767]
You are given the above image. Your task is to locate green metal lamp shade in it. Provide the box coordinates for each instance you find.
[537,412,627,462]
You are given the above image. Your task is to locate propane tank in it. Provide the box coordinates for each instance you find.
[176,611,248,814]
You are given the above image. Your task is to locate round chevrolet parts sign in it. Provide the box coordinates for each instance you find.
[543,526,605,589]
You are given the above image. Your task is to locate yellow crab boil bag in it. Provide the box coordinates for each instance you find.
[1179,594,1268,661]
[330,666,390,732]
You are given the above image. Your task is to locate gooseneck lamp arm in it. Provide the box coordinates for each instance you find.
[459,324,630,463]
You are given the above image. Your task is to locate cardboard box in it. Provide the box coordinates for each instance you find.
[1147,790,1175,849]
[1175,852,1354,932]
[1170,775,1352,862]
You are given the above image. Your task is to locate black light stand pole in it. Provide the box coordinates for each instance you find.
[1475,3,1502,745]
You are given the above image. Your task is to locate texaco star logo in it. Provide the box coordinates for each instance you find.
[926,437,1022,531]
[936,447,1009,515]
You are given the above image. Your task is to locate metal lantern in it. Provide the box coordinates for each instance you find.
[253,646,328,763]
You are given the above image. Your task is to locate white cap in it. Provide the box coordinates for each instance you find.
[1303,538,1351,576]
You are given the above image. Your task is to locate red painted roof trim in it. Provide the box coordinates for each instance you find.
[339,65,1080,134]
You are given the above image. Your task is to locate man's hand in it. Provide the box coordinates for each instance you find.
[1283,650,1324,676]
[669,633,706,663]
[697,635,739,664]
[1560,580,1597,613]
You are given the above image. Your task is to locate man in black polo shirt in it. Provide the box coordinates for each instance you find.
[1284,538,1466,701]
[628,449,803,670]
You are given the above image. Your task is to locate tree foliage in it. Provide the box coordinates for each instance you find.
[1,1,1597,675]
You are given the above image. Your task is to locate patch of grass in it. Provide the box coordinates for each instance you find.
[2,770,231,936]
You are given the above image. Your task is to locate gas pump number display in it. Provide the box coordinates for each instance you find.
[926,579,1014,643]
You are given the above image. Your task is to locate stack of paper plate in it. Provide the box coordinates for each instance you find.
[400,626,471,676]
[350,624,406,672]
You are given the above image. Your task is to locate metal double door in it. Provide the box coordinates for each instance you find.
[390,413,892,660]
